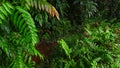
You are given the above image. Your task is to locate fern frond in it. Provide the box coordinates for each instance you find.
[9,32,26,46]
[8,32,44,67]
[12,47,25,68]
[11,7,44,59]
[25,0,60,20]
[0,2,14,24]
[0,36,8,55]
[58,39,72,58]
[12,6,38,46]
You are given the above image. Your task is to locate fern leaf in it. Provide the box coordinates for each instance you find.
[10,7,44,60]
[2,2,13,14]
[5,2,14,9]
[16,15,22,27]
[19,18,25,30]
[0,36,8,55]
[58,39,72,58]
[25,0,60,20]
[12,48,25,68]
[0,19,2,24]
[0,13,5,20]
[0,7,8,16]
[9,32,44,60]
[13,11,20,24]
[14,6,38,45]
[0,2,14,24]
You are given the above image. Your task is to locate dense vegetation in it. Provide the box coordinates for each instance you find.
[0,0,120,68]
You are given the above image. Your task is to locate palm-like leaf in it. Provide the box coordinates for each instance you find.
[12,6,38,46]
[11,6,44,58]
[25,0,60,20]
[0,2,14,24]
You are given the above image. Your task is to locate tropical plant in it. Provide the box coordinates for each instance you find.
[74,0,97,18]
[95,0,120,20]
[0,0,59,68]
[1,0,120,68]
[37,19,120,68]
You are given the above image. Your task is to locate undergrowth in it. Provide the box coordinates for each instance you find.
[36,19,120,68]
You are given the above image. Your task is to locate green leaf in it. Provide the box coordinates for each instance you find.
[0,36,8,55]
[58,39,72,58]
[2,2,13,14]
[0,13,5,20]
[0,19,2,24]
[0,6,8,16]
[13,11,20,24]
[6,2,14,10]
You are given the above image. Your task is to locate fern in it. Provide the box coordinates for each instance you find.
[0,2,14,24]
[58,39,72,58]
[0,1,49,67]
[12,7,43,58]
[12,6,38,46]
[0,36,8,55]
[25,0,60,20]
[0,0,60,67]
[11,48,25,68]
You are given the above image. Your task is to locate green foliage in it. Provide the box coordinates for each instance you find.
[0,2,13,23]
[58,39,72,58]
[74,0,98,18]
[81,20,120,68]
[49,0,69,17]
[95,0,120,19]
[25,0,59,19]
[0,0,59,68]
[37,19,120,68]
[1,0,120,68]
[0,36,8,55]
